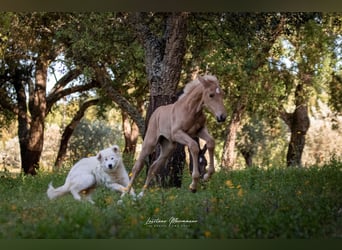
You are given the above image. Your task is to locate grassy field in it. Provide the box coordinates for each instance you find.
[0,160,341,239]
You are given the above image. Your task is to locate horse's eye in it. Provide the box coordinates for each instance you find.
[209,93,214,98]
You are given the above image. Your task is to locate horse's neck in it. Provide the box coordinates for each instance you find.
[182,86,204,114]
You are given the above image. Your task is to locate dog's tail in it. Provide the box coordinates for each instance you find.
[47,182,69,200]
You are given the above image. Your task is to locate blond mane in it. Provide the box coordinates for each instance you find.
[179,75,218,99]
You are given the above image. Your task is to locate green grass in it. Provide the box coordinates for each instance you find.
[0,160,341,239]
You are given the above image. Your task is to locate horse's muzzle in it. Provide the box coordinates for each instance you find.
[216,114,226,123]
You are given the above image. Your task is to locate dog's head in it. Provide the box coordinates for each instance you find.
[96,145,121,171]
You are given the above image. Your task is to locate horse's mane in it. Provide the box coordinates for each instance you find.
[179,75,218,99]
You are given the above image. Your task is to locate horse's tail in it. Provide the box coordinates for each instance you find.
[47,181,69,200]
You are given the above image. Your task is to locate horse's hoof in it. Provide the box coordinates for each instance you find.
[189,188,197,193]
[203,173,210,181]
[137,191,144,199]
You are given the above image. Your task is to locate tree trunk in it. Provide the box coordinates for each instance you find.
[14,72,30,170]
[54,98,99,168]
[21,58,48,175]
[122,111,140,154]
[94,67,145,136]
[240,149,254,167]
[133,12,188,187]
[281,84,310,167]
[221,101,246,169]
[282,105,310,167]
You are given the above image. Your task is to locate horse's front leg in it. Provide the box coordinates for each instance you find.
[198,127,215,181]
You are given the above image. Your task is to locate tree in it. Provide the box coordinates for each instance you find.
[193,13,340,168]
[195,13,286,168]
[54,98,99,168]
[276,14,339,167]
[58,12,147,155]
[131,12,188,187]
[0,13,99,174]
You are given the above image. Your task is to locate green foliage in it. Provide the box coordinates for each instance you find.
[66,118,123,164]
[236,114,288,167]
[329,72,342,113]
[0,160,341,238]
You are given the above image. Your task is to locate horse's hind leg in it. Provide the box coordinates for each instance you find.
[125,131,159,196]
[126,142,155,193]
[172,131,200,192]
[139,139,175,197]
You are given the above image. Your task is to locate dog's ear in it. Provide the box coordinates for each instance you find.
[96,152,102,161]
[112,145,120,153]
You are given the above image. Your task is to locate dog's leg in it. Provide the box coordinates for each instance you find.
[106,183,128,193]
[83,186,96,204]
[70,189,82,201]
[85,195,95,204]
[69,175,96,202]
[105,182,135,204]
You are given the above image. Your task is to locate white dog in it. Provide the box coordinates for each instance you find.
[47,145,135,204]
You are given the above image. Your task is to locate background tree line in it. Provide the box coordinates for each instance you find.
[0,13,341,186]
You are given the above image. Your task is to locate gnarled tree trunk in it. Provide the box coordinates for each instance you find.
[221,100,246,169]
[281,84,310,167]
[14,69,30,172]
[21,58,48,175]
[122,111,140,154]
[286,105,310,167]
[133,12,188,187]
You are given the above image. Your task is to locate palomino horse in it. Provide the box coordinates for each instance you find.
[126,75,227,197]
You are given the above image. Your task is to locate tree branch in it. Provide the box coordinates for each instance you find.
[279,107,293,128]
[54,98,99,168]
[132,12,162,53]
[0,90,18,115]
[46,80,100,113]
[94,67,145,135]
[48,68,82,96]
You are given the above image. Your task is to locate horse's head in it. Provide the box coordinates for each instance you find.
[199,75,227,123]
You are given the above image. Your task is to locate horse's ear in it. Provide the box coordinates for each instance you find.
[198,75,211,88]
[198,76,211,88]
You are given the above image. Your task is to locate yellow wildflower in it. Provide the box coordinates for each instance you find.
[168,195,176,201]
[225,180,234,189]
[237,188,244,197]
[154,207,160,214]
[131,218,138,225]
[204,231,211,238]
[105,196,113,205]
